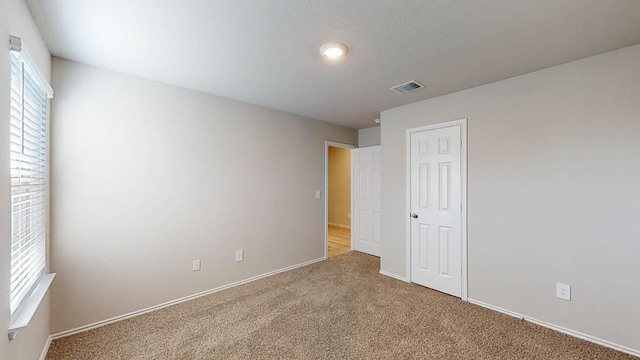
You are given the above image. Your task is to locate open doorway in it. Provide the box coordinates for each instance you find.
[324,141,356,258]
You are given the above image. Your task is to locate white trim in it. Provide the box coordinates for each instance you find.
[9,273,56,340]
[379,270,410,283]
[39,335,52,360]
[405,119,468,300]
[468,298,640,358]
[324,141,357,259]
[525,317,640,358]
[328,222,351,229]
[460,121,468,301]
[467,298,523,319]
[51,257,325,339]
[405,134,411,283]
[9,36,54,98]
[350,145,355,251]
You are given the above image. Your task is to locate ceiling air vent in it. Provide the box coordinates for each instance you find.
[389,80,424,94]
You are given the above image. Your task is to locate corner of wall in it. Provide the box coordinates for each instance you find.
[358,126,381,147]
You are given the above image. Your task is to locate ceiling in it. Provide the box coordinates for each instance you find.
[27,0,640,129]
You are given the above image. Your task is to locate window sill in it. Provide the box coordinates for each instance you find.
[8,273,56,341]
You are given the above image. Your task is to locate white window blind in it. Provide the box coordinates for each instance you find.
[9,49,48,316]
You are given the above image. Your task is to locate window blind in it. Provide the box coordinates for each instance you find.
[9,50,48,316]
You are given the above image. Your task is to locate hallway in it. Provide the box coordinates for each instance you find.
[327,225,350,257]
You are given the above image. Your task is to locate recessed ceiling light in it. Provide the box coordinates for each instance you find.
[320,42,348,60]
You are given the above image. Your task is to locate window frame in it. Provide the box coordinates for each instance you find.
[7,35,55,340]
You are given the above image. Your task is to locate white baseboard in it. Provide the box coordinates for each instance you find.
[52,257,326,340]
[467,298,524,319]
[379,270,410,283]
[39,335,52,360]
[525,316,640,358]
[468,298,640,358]
[328,222,350,229]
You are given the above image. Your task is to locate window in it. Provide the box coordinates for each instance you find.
[9,43,49,317]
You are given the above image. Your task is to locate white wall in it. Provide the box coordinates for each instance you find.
[2,1,52,359]
[50,58,357,333]
[358,126,380,147]
[380,44,640,352]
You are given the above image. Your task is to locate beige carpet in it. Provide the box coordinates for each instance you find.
[47,252,633,359]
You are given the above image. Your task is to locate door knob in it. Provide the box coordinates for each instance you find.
[411,213,418,219]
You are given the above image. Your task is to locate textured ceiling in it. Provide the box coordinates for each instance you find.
[27,0,640,129]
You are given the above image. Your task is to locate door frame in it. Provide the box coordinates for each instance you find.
[324,141,357,259]
[405,119,468,300]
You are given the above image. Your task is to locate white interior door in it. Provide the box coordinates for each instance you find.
[352,146,381,256]
[410,126,462,297]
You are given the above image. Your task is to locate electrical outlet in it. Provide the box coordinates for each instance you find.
[235,250,244,262]
[315,190,321,199]
[192,259,201,271]
[556,283,571,301]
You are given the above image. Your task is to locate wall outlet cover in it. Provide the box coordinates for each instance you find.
[556,282,571,301]
[192,259,201,271]
[235,250,244,262]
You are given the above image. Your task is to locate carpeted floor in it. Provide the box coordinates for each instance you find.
[47,252,633,359]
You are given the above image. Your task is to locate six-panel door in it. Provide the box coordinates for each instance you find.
[352,146,381,257]
[410,126,462,297]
